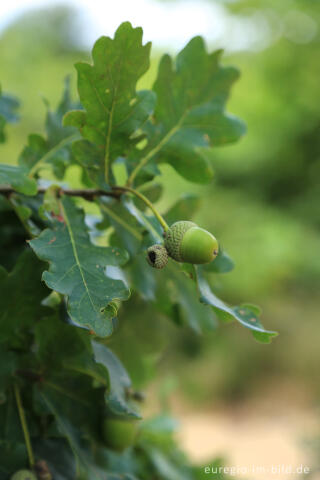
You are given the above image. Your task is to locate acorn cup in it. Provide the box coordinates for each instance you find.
[164,221,219,264]
[146,244,169,269]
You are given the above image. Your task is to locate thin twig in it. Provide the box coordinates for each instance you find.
[0,186,119,200]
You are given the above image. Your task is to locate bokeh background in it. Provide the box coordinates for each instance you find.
[1,1,319,478]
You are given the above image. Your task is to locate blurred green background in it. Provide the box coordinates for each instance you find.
[1,0,319,474]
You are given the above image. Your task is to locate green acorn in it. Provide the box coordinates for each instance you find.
[102,417,139,452]
[146,244,168,269]
[10,471,37,480]
[164,221,219,264]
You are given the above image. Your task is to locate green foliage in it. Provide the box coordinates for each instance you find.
[0,21,275,478]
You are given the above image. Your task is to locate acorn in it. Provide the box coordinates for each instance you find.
[164,221,218,264]
[102,417,139,452]
[10,471,37,480]
[146,244,168,269]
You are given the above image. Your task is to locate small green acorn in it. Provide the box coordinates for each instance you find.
[10,471,37,480]
[146,244,168,269]
[102,417,139,451]
[164,221,218,264]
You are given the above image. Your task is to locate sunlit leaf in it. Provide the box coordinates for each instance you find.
[64,22,153,185]
[129,37,246,184]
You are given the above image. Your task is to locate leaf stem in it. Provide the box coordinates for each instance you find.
[14,383,35,468]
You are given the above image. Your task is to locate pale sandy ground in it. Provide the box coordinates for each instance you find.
[174,398,320,480]
[177,408,319,480]
[146,382,320,480]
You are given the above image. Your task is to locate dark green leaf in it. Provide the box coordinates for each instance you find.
[33,438,76,480]
[29,196,130,336]
[0,388,29,446]
[92,342,140,418]
[0,197,29,270]
[0,250,49,345]
[0,346,17,388]
[0,441,27,478]
[34,315,113,391]
[37,387,107,479]
[167,265,217,332]
[0,164,37,195]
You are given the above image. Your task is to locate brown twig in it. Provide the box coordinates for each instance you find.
[0,185,120,200]
[0,184,169,231]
